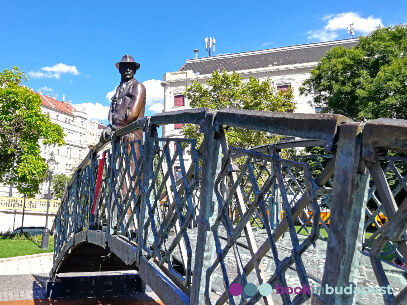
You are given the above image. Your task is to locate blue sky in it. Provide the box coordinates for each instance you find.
[1,0,406,125]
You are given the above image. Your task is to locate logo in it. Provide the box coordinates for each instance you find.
[228,283,393,297]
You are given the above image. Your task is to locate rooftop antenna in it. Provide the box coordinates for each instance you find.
[347,23,355,38]
[205,37,216,56]
[193,49,199,58]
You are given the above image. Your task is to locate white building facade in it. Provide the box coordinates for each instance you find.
[0,91,104,199]
[161,39,358,171]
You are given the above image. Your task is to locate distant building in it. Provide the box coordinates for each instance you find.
[0,91,104,199]
[161,39,358,173]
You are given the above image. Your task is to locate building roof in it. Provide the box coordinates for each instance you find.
[179,39,358,75]
[37,92,76,115]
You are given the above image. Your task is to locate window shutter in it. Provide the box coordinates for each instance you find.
[277,85,290,93]
[174,95,184,107]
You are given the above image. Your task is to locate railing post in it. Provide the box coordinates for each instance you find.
[73,171,79,234]
[312,123,370,305]
[107,135,117,240]
[138,118,156,264]
[88,149,94,229]
[190,111,222,304]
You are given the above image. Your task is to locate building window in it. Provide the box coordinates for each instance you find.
[277,85,291,93]
[174,166,182,180]
[315,107,322,113]
[174,123,183,129]
[174,95,184,107]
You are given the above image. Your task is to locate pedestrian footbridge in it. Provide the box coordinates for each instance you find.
[50,108,407,305]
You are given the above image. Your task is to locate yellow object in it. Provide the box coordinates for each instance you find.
[0,196,60,213]
[373,213,387,226]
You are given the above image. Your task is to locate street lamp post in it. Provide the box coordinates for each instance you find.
[41,153,56,250]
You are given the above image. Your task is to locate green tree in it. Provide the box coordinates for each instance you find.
[182,70,295,148]
[52,173,71,199]
[300,25,407,121]
[0,67,65,196]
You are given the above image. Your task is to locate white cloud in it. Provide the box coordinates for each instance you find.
[39,86,53,92]
[42,63,80,75]
[262,41,273,47]
[307,12,383,41]
[148,102,164,114]
[72,102,109,121]
[308,29,339,41]
[104,79,164,114]
[28,63,80,79]
[143,79,164,106]
[106,88,116,101]
[29,71,60,79]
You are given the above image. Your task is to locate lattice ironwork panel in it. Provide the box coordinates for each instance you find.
[89,150,111,230]
[205,146,320,305]
[292,154,334,240]
[77,164,91,230]
[53,148,110,260]
[109,139,144,239]
[141,137,200,291]
[54,180,77,260]
[363,155,407,266]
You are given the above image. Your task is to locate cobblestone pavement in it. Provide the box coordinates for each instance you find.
[0,253,52,302]
[175,228,407,305]
[0,274,45,301]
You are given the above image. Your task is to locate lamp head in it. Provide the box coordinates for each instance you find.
[48,152,56,172]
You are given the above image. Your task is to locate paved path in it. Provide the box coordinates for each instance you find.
[0,254,162,304]
[0,253,53,276]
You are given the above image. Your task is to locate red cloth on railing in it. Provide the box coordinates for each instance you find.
[92,152,106,215]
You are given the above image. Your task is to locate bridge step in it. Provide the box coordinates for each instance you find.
[47,270,145,298]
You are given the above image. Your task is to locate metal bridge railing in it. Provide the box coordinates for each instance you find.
[53,108,407,305]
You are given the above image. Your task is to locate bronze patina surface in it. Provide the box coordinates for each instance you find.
[102,55,146,148]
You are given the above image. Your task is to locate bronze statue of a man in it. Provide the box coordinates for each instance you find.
[102,55,146,143]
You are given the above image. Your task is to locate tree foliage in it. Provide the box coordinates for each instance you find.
[301,25,407,121]
[52,173,71,199]
[0,67,65,196]
[182,70,295,148]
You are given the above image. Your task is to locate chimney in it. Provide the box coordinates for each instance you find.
[62,94,65,102]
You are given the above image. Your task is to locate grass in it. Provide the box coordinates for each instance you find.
[0,233,54,258]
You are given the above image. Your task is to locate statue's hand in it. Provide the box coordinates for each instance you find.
[100,125,113,141]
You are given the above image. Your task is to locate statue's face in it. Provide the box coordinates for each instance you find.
[119,63,136,81]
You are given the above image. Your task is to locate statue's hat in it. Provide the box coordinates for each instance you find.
[115,55,140,70]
